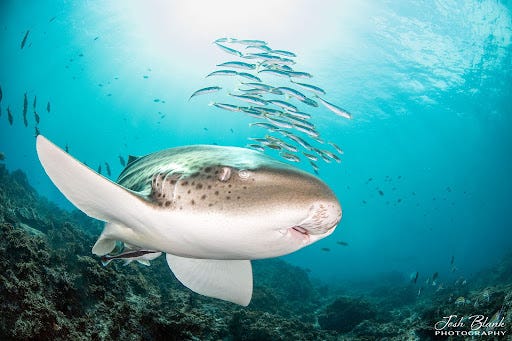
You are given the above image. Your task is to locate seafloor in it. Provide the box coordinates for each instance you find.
[0,163,510,340]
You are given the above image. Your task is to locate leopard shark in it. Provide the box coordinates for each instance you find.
[36,135,342,306]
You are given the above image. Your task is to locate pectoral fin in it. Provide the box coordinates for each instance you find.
[166,254,252,306]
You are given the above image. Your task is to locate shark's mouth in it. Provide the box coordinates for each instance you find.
[292,226,309,234]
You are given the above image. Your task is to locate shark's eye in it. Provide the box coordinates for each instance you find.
[218,167,232,182]
[238,169,250,180]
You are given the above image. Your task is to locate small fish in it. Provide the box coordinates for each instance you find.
[0,152,5,161]
[270,49,296,57]
[292,123,319,138]
[189,86,222,100]
[300,97,318,107]
[302,152,318,161]
[265,116,293,129]
[236,39,267,46]
[274,87,307,101]
[328,142,344,155]
[46,102,51,113]
[321,150,341,163]
[237,72,261,82]
[321,247,330,252]
[432,272,439,281]
[23,92,28,116]
[210,102,241,112]
[0,85,3,102]
[214,42,243,57]
[228,93,267,106]
[97,164,102,174]
[258,69,290,78]
[284,111,311,120]
[245,44,272,52]
[101,249,162,266]
[246,52,283,61]
[49,16,56,22]
[288,71,312,79]
[32,95,37,110]
[105,162,111,176]
[410,271,419,284]
[417,287,422,296]
[249,122,278,131]
[267,99,297,112]
[316,96,352,119]
[280,152,300,162]
[20,30,30,49]
[206,70,238,77]
[34,111,40,124]
[65,144,69,153]
[246,144,265,152]
[7,107,13,125]
[450,255,455,265]
[378,190,384,196]
[336,241,348,246]
[239,82,274,91]
[217,61,256,70]
[290,80,326,95]
[119,155,126,167]
[310,161,319,171]
[264,143,282,151]
[34,126,40,137]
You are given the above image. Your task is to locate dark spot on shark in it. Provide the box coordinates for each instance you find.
[165,201,171,207]
[201,194,206,200]
[182,181,189,186]
[215,191,219,195]
[207,185,212,189]
[187,190,191,194]
[196,184,203,189]
[204,167,212,173]
[191,200,195,205]
[226,196,231,200]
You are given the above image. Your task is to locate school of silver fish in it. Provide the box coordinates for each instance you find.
[189,37,352,174]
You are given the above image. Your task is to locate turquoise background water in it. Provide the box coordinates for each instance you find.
[1,0,511,285]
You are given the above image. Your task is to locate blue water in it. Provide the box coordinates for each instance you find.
[1,0,511,287]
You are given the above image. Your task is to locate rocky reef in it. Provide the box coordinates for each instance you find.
[0,163,510,340]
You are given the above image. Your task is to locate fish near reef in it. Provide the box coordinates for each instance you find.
[36,135,342,306]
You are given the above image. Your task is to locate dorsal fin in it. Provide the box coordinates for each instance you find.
[127,155,139,165]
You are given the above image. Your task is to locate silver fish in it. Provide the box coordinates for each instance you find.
[280,152,300,162]
[217,61,256,70]
[206,70,238,77]
[237,72,261,82]
[214,42,243,57]
[271,49,297,57]
[302,152,318,161]
[189,86,222,100]
[229,93,267,106]
[288,71,312,79]
[236,39,267,46]
[211,102,241,112]
[246,144,265,152]
[267,99,297,112]
[290,81,326,95]
[316,96,352,119]
[257,69,290,78]
[328,142,344,154]
[249,122,279,131]
[274,87,307,101]
[265,116,293,129]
